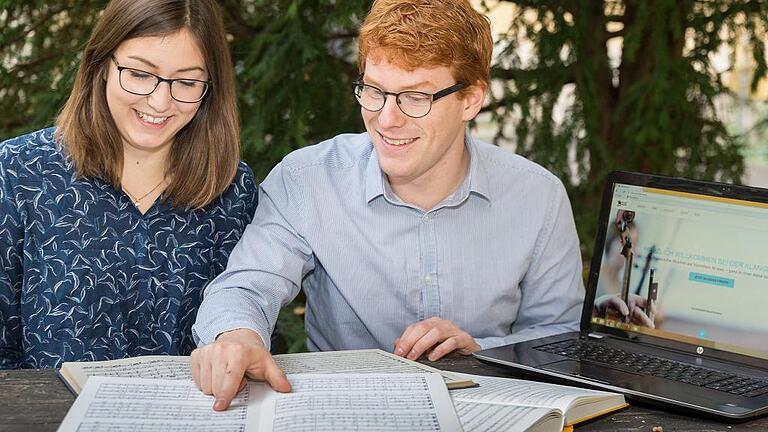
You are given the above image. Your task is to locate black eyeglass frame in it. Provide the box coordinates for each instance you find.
[353,79,467,118]
[111,56,212,103]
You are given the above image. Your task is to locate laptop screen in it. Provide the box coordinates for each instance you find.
[590,181,768,360]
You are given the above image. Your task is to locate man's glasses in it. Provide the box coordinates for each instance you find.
[112,57,211,103]
[353,81,466,118]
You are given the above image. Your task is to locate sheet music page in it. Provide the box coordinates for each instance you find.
[255,373,463,432]
[64,356,191,388]
[57,376,255,432]
[453,401,561,432]
[273,349,468,386]
[58,373,461,432]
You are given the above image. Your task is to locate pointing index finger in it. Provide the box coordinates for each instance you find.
[212,360,248,411]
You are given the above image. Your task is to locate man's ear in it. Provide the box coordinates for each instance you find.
[461,81,486,122]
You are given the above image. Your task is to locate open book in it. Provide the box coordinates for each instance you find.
[57,348,475,394]
[57,373,463,432]
[450,373,627,432]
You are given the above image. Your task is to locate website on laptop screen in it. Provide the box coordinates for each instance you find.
[591,182,768,360]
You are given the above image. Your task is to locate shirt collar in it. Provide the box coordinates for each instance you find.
[463,134,492,203]
[364,139,386,203]
[363,132,493,205]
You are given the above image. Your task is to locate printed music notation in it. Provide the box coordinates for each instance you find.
[58,373,462,432]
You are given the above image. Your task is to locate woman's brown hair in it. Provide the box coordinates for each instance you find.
[56,0,239,209]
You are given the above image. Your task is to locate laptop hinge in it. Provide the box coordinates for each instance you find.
[587,332,607,339]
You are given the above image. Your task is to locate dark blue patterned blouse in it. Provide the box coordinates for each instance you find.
[0,128,257,369]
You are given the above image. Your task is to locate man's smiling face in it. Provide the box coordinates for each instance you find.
[360,54,480,191]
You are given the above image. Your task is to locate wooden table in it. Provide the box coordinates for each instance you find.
[1,355,767,431]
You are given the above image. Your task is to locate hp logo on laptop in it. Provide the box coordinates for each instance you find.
[696,346,704,355]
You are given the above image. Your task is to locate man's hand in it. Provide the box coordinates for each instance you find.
[190,329,291,411]
[393,317,480,361]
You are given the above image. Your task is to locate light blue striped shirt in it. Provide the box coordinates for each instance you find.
[193,132,584,351]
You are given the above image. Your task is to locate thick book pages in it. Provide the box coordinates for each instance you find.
[57,348,475,394]
[449,373,627,432]
[56,373,463,432]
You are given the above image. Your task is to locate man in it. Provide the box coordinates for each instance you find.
[191,0,585,411]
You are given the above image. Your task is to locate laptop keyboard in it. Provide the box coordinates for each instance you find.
[536,339,768,398]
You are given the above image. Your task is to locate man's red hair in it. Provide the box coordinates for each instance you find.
[358,0,493,92]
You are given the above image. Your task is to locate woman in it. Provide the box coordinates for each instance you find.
[0,0,256,368]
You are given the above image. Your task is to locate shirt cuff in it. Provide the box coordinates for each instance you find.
[192,321,272,352]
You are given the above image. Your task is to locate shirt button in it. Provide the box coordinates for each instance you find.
[424,275,431,282]
[422,215,430,221]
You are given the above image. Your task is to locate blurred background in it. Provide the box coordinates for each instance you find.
[2,0,767,353]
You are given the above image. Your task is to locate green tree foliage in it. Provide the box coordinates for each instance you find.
[484,0,768,255]
[219,0,371,179]
[0,0,107,136]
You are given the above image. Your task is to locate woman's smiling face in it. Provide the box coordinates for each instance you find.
[106,29,208,154]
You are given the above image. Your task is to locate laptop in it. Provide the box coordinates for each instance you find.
[474,171,768,421]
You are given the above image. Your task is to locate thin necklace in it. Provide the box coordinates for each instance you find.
[123,178,166,206]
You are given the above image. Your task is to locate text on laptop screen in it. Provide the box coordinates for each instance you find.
[591,183,768,360]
